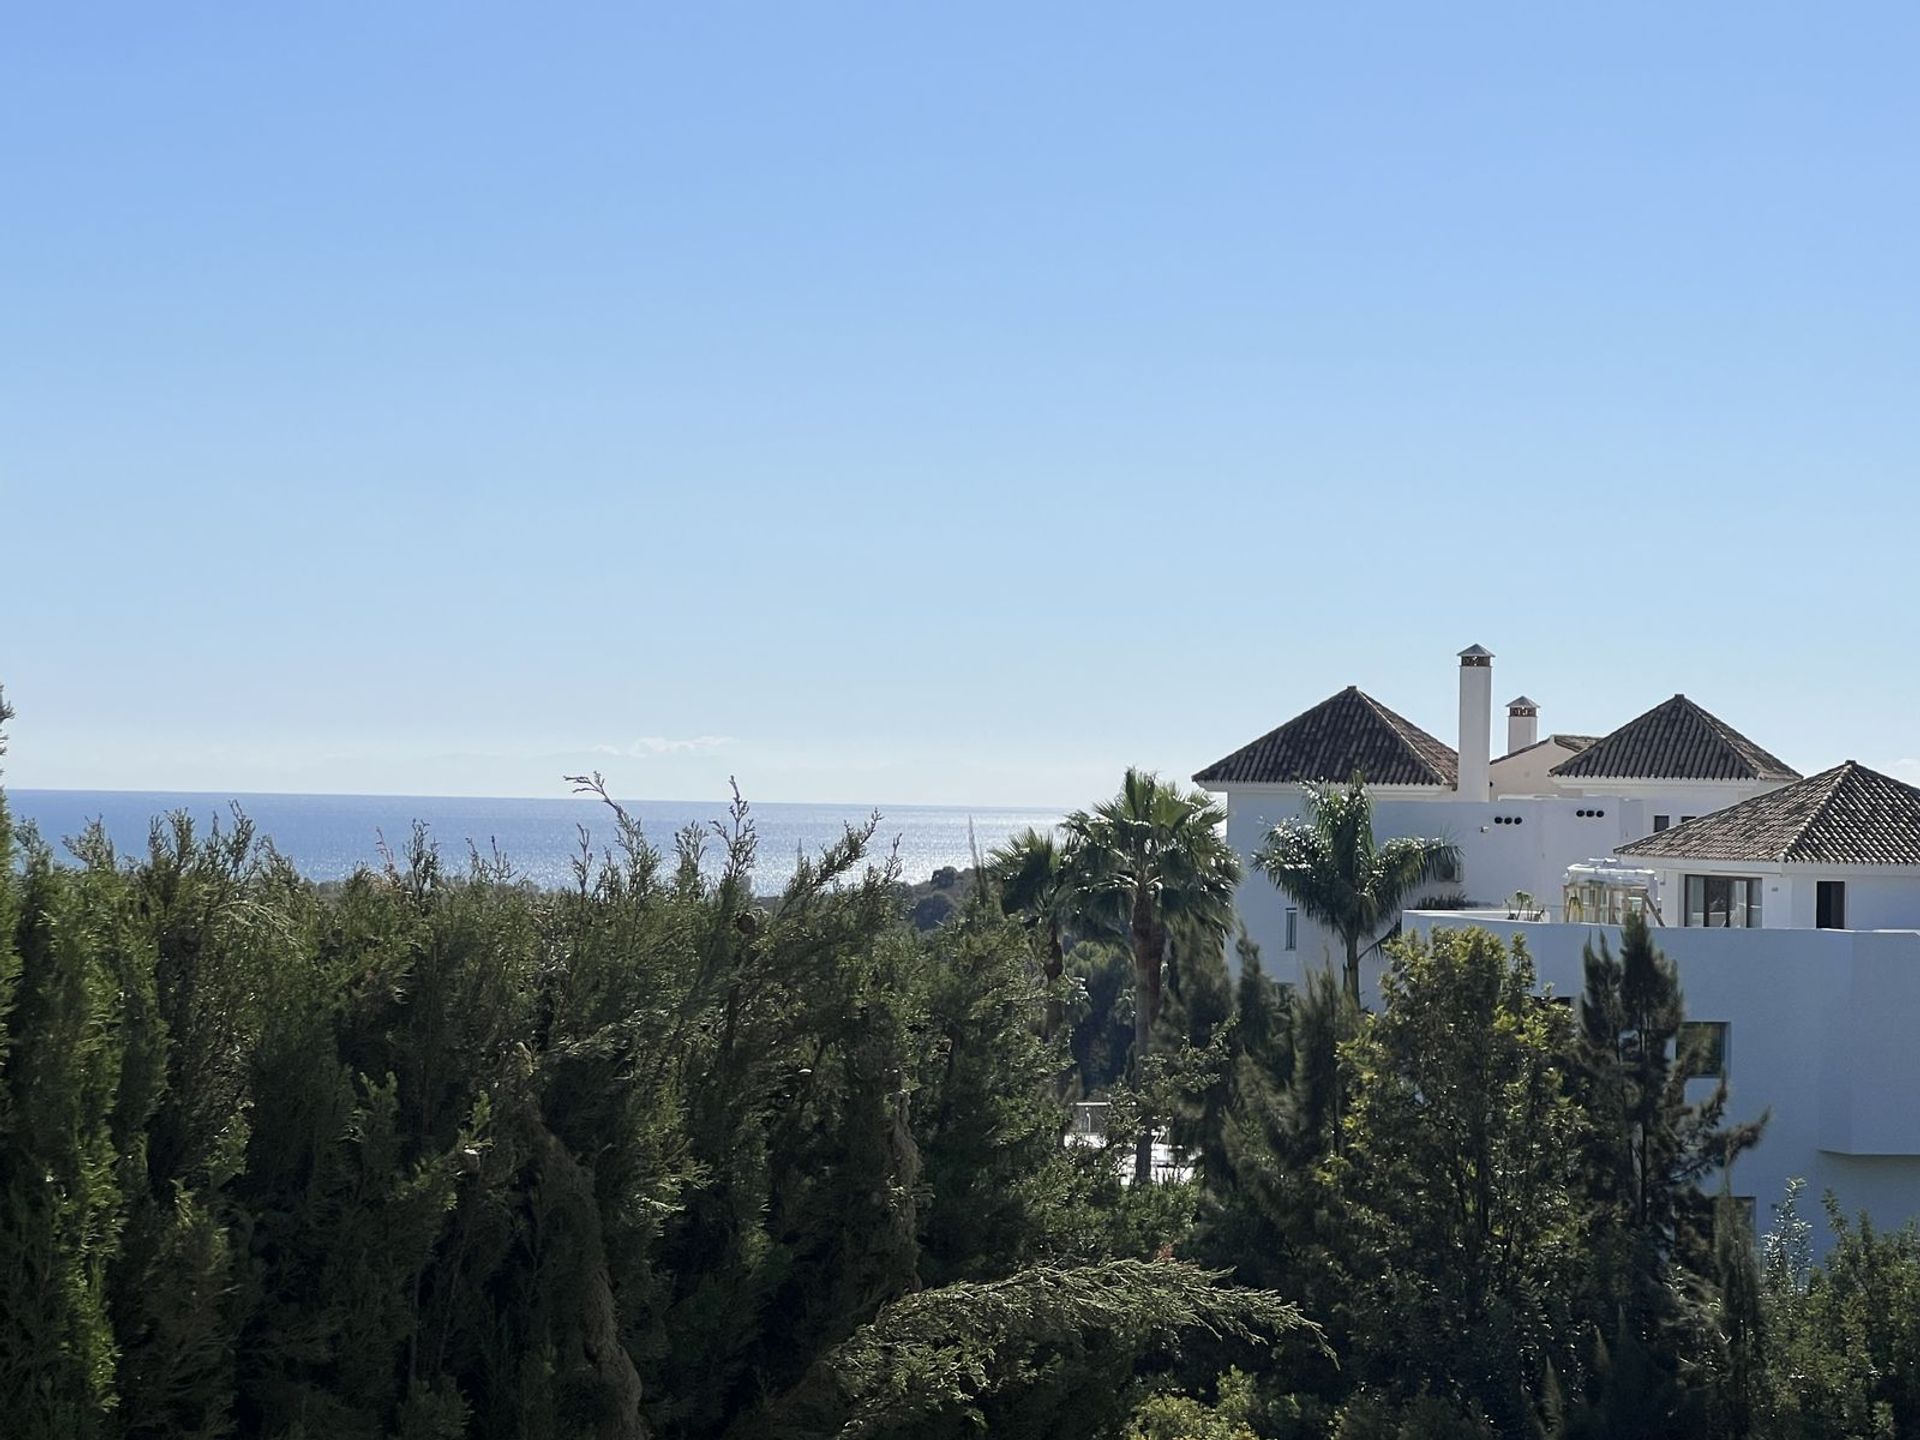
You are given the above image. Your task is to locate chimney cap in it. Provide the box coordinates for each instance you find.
[1459,643,1493,666]
[1507,695,1539,713]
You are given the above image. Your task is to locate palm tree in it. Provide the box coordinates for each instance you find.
[1253,774,1459,1003]
[986,827,1080,1041]
[1063,769,1240,1185]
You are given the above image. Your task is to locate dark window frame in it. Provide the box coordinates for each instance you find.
[1817,880,1847,930]
[1681,1020,1730,1079]
[1684,874,1763,928]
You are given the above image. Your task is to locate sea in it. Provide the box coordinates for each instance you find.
[6,790,1065,894]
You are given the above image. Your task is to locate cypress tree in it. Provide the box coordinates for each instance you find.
[1710,1193,1766,1438]
[1568,912,1766,1415]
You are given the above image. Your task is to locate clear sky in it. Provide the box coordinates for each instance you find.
[8,4,1920,806]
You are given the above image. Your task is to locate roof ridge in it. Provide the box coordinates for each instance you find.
[1551,692,1798,782]
[1616,760,1920,865]
[1192,685,1457,788]
[1354,688,1458,782]
[1691,697,1789,777]
[1780,761,1856,861]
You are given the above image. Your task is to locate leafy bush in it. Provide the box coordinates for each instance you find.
[0,761,1304,1439]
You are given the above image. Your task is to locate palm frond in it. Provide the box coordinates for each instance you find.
[1252,776,1458,981]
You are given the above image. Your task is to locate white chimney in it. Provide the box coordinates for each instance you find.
[1507,695,1539,756]
[1456,644,1492,800]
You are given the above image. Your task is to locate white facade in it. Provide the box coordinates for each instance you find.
[1201,643,1920,1243]
[1400,914,1920,1241]
[1625,857,1920,932]
[1489,737,1569,797]
[1457,646,1493,801]
[1208,645,1801,961]
[1226,786,1775,973]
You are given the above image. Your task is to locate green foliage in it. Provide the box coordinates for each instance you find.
[1560,913,1766,1431]
[1252,776,1459,1000]
[781,1261,1313,1440]
[1125,1368,1266,1439]
[0,768,1294,1440]
[1332,1392,1497,1439]
[1064,940,1136,1095]
[1335,927,1585,1432]
[1064,770,1240,1184]
[6,724,1918,1440]
[1713,1193,1766,1438]
[1572,913,1766,1321]
[987,826,1083,1040]
[1190,960,1355,1406]
[0,829,142,1436]
[1760,1189,1920,1438]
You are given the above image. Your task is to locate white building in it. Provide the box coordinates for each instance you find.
[1196,646,1920,1239]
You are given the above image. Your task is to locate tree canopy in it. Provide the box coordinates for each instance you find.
[1251,776,1458,1000]
[0,727,1900,1439]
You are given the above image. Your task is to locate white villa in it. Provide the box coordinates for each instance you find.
[1196,645,1920,1240]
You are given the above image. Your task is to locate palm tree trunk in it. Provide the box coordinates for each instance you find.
[1042,923,1064,1042]
[1343,930,1362,1003]
[1131,899,1159,1187]
[1132,964,1154,1186]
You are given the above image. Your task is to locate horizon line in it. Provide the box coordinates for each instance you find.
[3,783,1080,814]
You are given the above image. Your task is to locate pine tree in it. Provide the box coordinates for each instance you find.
[1569,911,1766,1388]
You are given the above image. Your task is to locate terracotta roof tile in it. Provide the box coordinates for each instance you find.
[1617,761,1920,865]
[1194,687,1458,788]
[1550,695,1798,783]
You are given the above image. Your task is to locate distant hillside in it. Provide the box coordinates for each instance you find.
[894,863,984,930]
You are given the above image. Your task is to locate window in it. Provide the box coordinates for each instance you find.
[1817,880,1847,930]
[1284,907,1298,952]
[1681,1020,1729,1079]
[1653,814,1671,832]
[1682,816,1697,824]
[1684,875,1763,928]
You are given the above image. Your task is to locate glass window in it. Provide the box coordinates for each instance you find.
[1285,907,1298,952]
[1817,881,1847,930]
[1684,875,1762,928]
[1653,814,1671,832]
[1681,1020,1729,1078]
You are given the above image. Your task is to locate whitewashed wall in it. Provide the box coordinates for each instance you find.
[1489,742,1576,797]
[1632,861,1920,932]
[1222,784,1704,968]
[1399,915,1920,1252]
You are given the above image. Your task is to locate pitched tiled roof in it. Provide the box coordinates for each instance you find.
[1193,686,1458,788]
[1495,733,1600,765]
[1550,694,1799,783]
[1618,762,1920,865]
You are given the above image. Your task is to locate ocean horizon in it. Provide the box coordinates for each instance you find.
[6,788,1066,893]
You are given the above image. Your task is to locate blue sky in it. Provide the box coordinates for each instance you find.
[7,4,1920,805]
